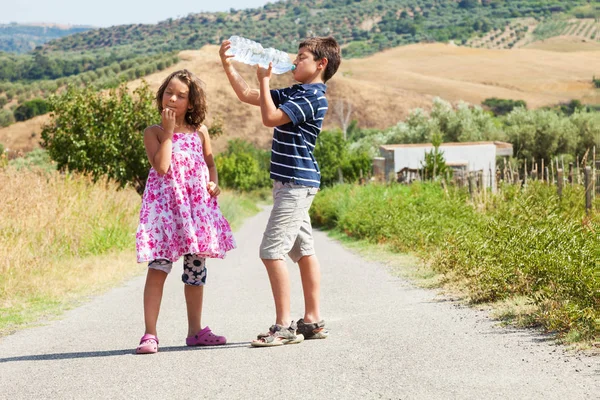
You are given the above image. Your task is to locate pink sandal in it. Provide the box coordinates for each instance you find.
[186,326,227,346]
[136,334,159,354]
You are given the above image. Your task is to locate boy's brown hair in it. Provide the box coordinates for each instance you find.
[156,69,207,130]
[299,36,341,83]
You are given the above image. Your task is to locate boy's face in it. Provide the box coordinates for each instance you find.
[293,47,324,83]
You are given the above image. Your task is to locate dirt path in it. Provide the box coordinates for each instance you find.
[0,207,598,399]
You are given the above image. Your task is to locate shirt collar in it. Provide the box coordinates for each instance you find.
[294,83,327,92]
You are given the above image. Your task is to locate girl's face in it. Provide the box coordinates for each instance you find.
[162,77,190,118]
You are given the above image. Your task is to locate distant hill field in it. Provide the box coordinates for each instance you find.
[0,23,93,53]
[1,42,599,154]
[524,36,600,52]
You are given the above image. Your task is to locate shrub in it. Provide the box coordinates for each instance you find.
[41,82,158,194]
[314,129,372,186]
[13,98,49,121]
[482,97,527,116]
[215,139,271,191]
[0,109,15,127]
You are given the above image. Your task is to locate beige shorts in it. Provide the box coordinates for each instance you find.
[259,181,319,263]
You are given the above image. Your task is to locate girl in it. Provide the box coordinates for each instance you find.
[135,69,236,354]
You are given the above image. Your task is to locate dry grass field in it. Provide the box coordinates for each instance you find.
[524,36,600,52]
[1,42,599,153]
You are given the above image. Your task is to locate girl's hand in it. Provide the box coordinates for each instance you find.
[207,181,221,197]
[161,108,176,134]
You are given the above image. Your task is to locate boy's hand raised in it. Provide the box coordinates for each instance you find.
[219,40,235,68]
[257,62,272,80]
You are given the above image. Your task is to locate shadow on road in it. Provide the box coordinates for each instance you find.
[0,341,252,363]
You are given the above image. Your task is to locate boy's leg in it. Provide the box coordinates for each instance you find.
[255,182,315,345]
[297,254,321,323]
[259,182,311,326]
[262,258,291,326]
[290,200,329,339]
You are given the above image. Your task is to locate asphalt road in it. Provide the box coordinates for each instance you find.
[1,207,599,399]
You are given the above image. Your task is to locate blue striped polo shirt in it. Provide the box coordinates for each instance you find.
[269,83,328,188]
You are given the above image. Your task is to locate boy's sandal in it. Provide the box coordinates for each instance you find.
[251,332,304,347]
[251,324,304,347]
[186,326,227,346]
[136,334,159,354]
[297,318,329,339]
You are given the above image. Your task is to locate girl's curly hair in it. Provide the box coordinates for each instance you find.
[156,69,207,130]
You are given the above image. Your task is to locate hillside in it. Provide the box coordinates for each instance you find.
[0,23,93,53]
[1,0,596,128]
[2,42,598,154]
[466,17,600,50]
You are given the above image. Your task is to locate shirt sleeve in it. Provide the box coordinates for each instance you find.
[270,89,283,108]
[279,91,321,126]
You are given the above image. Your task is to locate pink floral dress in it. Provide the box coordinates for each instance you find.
[136,131,236,263]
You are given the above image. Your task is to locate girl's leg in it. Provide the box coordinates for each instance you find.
[182,254,207,337]
[185,284,204,337]
[143,267,168,336]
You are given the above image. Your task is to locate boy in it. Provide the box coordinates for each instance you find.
[219,36,341,346]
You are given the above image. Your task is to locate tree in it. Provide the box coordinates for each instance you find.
[41,82,158,194]
[13,98,49,121]
[333,98,353,140]
[421,134,450,180]
[214,139,270,191]
[314,129,371,186]
[482,97,527,116]
[459,0,479,9]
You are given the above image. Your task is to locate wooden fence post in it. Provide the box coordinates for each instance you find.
[584,166,592,214]
[593,146,596,197]
[557,169,563,198]
[568,162,573,185]
[468,172,474,200]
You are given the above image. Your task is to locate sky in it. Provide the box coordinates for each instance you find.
[0,0,274,28]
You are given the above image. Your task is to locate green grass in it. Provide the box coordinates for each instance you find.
[0,297,65,335]
[311,181,600,343]
[0,171,264,336]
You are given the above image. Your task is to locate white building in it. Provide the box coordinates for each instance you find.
[378,141,513,189]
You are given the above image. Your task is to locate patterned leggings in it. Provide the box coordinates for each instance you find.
[148,254,207,286]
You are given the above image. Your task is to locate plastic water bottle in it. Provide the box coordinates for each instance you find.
[226,35,295,74]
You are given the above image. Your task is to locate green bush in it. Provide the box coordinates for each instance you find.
[215,139,271,191]
[8,148,56,173]
[41,82,158,194]
[0,109,15,127]
[310,181,600,340]
[482,97,527,116]
[314,129,372,186]
[13,98,49,121]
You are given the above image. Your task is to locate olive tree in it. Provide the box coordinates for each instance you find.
[41,82,158,194]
